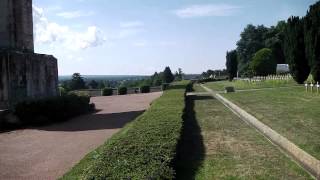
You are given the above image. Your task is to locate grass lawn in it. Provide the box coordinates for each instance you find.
[204,79,298,91]
[175,93,312,179]
[220,86,320,161]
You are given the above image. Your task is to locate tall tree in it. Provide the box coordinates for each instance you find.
[265,21,286,64]
[70,73,86,90]
[236,24,269,75]
[304,1,320,81]
[250,48,276,76]
[284,16,310,84]
[162,67,175,83]
[226,50,238,81]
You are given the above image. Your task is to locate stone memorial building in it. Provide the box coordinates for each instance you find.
[0,0,58,109]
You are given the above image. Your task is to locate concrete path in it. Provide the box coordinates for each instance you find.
[0,92,162,180]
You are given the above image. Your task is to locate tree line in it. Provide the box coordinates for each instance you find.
[60,66,183,91]
[226,1,320,84]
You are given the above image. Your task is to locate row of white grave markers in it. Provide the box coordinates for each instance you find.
[305,82,320,93]
[235,74,293,82]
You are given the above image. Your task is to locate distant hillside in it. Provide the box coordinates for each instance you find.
[59,75,149,82]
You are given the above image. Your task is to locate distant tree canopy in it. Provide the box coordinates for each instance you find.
[284,16,310,84]
[236,24,269,74]
[226,50,238,81]
[162,66,175,83]
[304,1,320,81]
[224,1,320,84]
[250,48,276,76]
[88,80,98,89]
[70,73,86,90]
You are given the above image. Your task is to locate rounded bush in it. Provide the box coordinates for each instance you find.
[140,85,150,93]
[161,83,169,91]
[118,87,127,95]
[250,48,276,76]
[102,88,113,96]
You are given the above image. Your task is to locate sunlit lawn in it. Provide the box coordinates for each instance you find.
[175,92,311,179]
[220,86,320,161]
[204,79,298,91]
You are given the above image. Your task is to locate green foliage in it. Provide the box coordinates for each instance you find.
[70,73,86,90]
[102,88,113,96]
[88,80,98,89]
[284,16,310,84]
[236,24,269,74]
[161,83,170,91]
[304,1,320,82]
[140,85,150,93]
[62,81,190,180]
[226,50,238,81]
[118,87,127,95]
[265,21,286,64]
[162,66,175,83]
[14,95,94,126]
[250,48,276,76]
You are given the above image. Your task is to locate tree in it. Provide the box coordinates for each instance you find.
[304,1,320,81]
[264,21,286,64]
[250,48,276,76]
[226,50,238,81]
[284,16,310,84]
[174,68,184,81]
[236,24,269,75]
[88,80,98,89]
[70,73,86,90]
[162,67,174,83]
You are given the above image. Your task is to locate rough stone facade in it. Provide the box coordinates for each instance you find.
[0,0,58,109]
[0,51,58,109]
[0,0,34,52]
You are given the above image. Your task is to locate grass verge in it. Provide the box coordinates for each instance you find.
[61,81,190,179]
[205,80,298,91]
[175,94,312,179]
[222,86,320,160]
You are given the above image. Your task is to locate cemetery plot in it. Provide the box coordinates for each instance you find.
[222,87,320,160]
[175,94,312,179]
[205,79,298,91]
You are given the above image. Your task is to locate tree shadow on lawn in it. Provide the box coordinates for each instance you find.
[175,95,208,180]
[35,110,144,132]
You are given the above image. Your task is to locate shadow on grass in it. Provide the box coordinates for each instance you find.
[175,95,209,180]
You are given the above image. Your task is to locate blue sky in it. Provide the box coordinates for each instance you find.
[33,0,317,75]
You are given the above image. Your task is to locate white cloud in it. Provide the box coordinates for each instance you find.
[174,4,242,18]
[120,21,144,28]
[132,40,147,47]
[33,5,105,50]
[57,10,95,19]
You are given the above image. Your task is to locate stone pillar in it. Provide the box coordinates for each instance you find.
[0,0,34,52]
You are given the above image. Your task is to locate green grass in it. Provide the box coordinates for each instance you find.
[62,81,189,179]
[205,79,298,91]
[175,94,312,179]
[221,86,320,160]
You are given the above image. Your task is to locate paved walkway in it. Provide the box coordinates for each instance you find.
[0,92,162,180]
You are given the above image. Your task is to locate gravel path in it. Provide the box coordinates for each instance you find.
[0,92,162,180]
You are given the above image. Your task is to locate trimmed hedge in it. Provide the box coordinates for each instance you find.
[140,85,150,93]
[14,94,94,126]
[118,87,127,95]
[62,81,190,179]
[102,88,113,96]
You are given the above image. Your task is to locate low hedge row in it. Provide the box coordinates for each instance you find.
[14,94,94,126]
[140,85,150,93]
[102,88,113,96]
[118,87,127,95]
[62,81,190,179]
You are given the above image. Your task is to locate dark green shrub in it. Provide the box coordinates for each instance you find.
[102,88,113,96]
[161,83,170,91]
[118,87,127,95]
[140,85,150,93]
[250,48,277,76]
[14,95,94,126]
[62,81,190,180]
[186,82,193,92]
[225,86,235,93]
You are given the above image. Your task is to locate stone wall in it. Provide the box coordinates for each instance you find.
[0,50,58,109]
[0,0,34,52]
